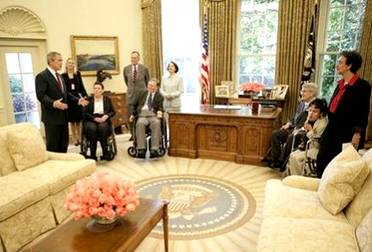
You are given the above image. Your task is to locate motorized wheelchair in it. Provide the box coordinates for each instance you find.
[127,116,167,158]
[80,121,117,161]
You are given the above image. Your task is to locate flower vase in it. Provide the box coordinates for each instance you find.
[86,216,120,233]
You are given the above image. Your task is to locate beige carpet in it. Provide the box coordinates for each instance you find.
[68,134,280,252]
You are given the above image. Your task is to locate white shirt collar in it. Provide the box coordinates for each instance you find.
[47,66,59,78]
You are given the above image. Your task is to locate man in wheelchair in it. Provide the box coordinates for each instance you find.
[82,82,115,161]
[129,78,164,159]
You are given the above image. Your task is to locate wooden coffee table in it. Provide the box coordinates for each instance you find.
[24,198,168,252]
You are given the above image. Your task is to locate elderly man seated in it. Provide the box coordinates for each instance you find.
[129,78,164,158]
[269,82,318,170]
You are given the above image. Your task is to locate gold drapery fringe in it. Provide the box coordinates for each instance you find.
[200,0,237,104]
[275,0,316,122]
[359,0,372,141]
[141,0,163,80]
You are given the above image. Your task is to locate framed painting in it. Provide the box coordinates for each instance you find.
[70,35,120,76]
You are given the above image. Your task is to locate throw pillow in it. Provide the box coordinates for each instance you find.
[318,145,369,215]
[7,123,48,171]
[356,208,372,252]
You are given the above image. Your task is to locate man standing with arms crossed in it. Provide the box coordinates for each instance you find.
[123,51,150,140]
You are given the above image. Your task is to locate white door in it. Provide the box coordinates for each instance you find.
[0,46,44,127]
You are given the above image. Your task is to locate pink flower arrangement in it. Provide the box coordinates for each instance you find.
[240,82,265,93]
[64,172,140,221]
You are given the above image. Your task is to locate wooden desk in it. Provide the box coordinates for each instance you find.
[25,198,169,252]
[168,105,281,165]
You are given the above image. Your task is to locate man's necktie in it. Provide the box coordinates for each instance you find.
[147,93,153,110]
[55,73,63,93]
[132,65,137,82]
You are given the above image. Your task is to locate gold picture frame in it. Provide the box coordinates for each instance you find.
[270,84,288,100]
[70,35,120,76]
[215,85,230,98]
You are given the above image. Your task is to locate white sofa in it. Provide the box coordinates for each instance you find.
[0,123,96,252]
[257,146,372,252]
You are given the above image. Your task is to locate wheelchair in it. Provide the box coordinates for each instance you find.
[301,138,320,177]
[80,121,117,161]
[127,116,167,158]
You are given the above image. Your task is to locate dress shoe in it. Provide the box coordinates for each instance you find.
[101,154,112,161]
[129,136,134,141]
[87,155,97,161]
[269,160,282,169]
[150,150,160,158]
[137,149,146,159]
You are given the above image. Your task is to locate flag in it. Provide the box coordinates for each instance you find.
[301,2,318,85]
[200,9,210,104]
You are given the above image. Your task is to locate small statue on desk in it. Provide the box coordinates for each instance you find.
[96,70,112,83]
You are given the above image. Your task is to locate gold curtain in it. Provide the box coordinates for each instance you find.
[141,0,163,80]
[275,0,317,122]
[199,0,238,104]
[359,0,372,141]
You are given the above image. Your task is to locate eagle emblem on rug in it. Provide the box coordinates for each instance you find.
[158,184,217,220]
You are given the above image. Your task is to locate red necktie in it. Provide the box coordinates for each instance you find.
[132,65,137,82]
[55,73,64,93]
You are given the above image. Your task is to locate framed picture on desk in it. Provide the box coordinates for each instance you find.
[270,84,288,100]
[215,85,230,98]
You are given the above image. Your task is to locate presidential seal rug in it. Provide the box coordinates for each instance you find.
[137,175,256,240]
[67,134,281,251]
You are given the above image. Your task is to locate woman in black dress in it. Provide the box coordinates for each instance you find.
[62,58,88,145]
[316,51,371,178]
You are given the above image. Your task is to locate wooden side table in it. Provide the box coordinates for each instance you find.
[24,198,169,252]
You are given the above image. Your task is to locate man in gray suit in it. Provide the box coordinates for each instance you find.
[270,82,317,169]
[129,79,164,159]
[123,51,150,140]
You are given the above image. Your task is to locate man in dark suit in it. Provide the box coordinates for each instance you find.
[35,51,87,153]
[129,79,164,158]
[123,51,150,140]
[270,82,318,169]
[316,51,371,178]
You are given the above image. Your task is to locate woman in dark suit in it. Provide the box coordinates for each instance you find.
[317,50,371,178]
[83,82,115,161]
[62,58,88,145]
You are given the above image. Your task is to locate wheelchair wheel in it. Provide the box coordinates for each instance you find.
[127,146,137,157]
[158,148,166,157]
[106,144,116,161]
[80,135,89,158]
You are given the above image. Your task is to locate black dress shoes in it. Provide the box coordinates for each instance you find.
[150,150,160,159]
[269,160,282,169]
[101,154,112,161]
[87,155,97,161]
[137,149,146,159]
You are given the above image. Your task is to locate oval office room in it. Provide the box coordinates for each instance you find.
[0,0,372,252]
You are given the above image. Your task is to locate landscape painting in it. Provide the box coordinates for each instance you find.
[71,35,120,76]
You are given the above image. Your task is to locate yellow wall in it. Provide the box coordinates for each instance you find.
[0,0,143,94]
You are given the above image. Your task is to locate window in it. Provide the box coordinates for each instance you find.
[238,0,279,88]
[317,0,367,102]
[5,53,40,127]
[162,0,200,103]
